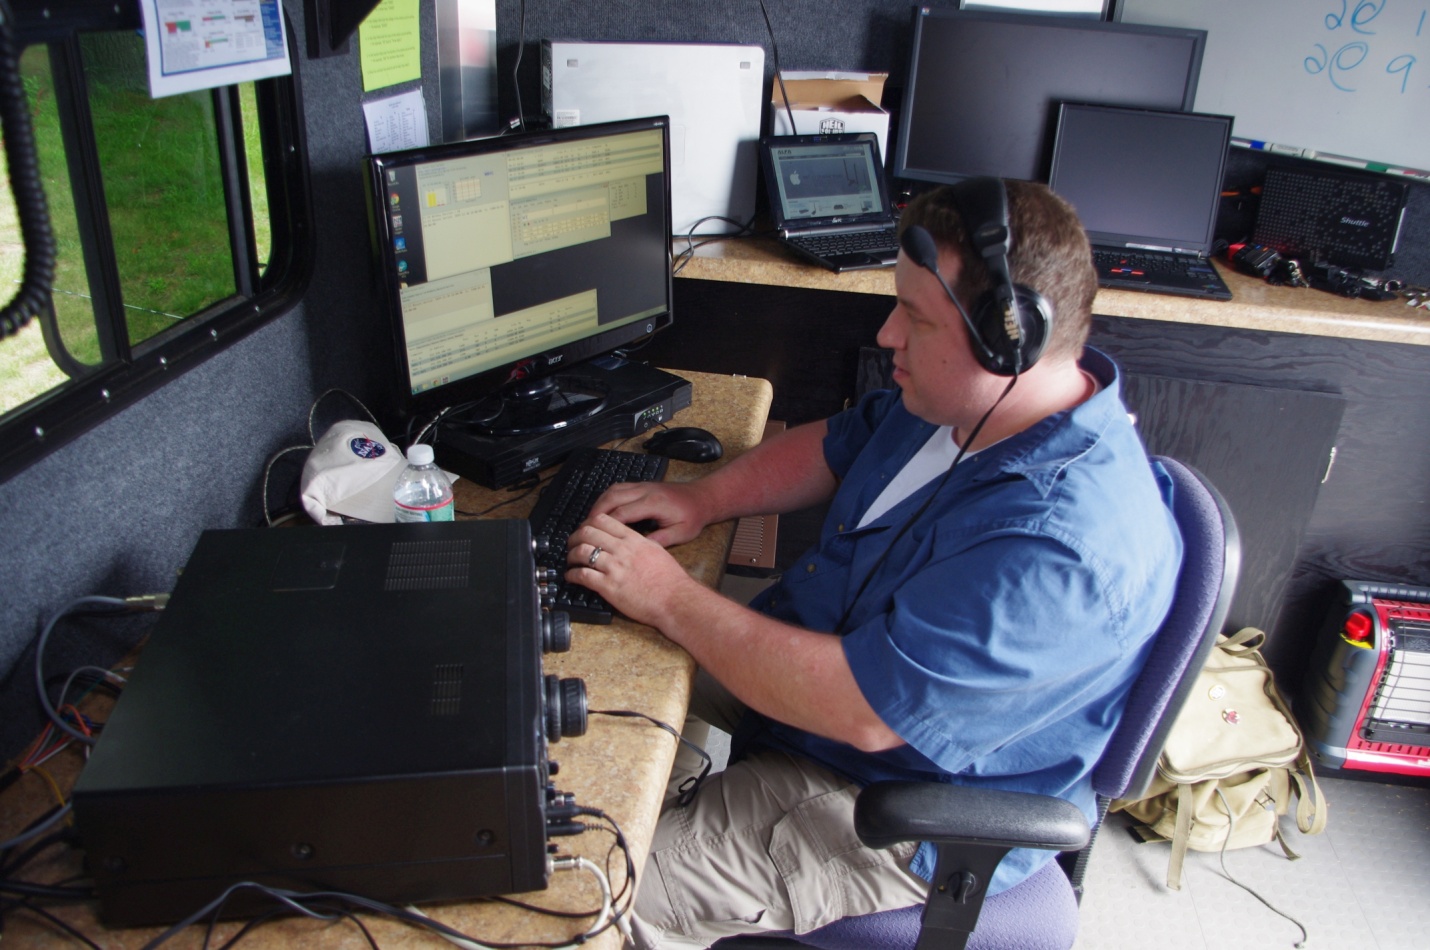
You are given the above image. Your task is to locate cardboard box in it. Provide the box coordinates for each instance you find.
[770,71,890,161]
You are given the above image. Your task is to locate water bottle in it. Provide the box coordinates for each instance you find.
[393,444,455,523]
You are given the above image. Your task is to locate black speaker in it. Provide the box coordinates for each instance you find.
[901,178,1053,376]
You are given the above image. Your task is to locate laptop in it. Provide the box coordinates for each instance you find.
[759,132,901,272]
[1047,103,1234,301]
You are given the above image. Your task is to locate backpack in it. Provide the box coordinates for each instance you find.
[1111,627,1328,890]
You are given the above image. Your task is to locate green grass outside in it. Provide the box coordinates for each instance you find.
[0,41,270,416]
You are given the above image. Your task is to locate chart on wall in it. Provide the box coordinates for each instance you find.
[1117,0,1429,176]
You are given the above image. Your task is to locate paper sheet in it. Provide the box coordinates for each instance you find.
[363,89,430,154]
[140,0,292,99]
[359,0,422,92]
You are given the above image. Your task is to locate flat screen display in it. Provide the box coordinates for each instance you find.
[367,116,673,414]
[1048,103,1232,253]
[893,9,1206,185]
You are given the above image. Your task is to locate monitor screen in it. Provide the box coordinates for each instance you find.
[367,116,673,422]
[1047,103,1232,254]
[893,9,1206,185]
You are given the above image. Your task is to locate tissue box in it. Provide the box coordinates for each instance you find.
[770,71,889,160]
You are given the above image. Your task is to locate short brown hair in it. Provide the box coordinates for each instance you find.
[899,180,1096,362]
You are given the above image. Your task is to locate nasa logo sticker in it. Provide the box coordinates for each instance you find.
[349,436,387,460]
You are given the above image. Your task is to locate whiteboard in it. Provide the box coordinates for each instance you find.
[1118,0,1429,176]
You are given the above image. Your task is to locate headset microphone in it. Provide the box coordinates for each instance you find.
[900,225,1002,370]
[900,178,1053,377]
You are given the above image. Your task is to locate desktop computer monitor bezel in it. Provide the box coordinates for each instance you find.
[366,115,675,421]
[892,8,1206,186]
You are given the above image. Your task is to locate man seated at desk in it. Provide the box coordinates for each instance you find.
[564,179,1183,948]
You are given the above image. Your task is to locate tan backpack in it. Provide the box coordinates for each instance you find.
[1112,627,1328,890]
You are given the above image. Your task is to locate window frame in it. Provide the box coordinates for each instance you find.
[0,0,314,483]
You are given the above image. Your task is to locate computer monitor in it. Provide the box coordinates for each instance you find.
[366,116,674,435]
[893,8,1206,186]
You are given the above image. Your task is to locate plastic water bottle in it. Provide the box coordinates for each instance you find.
[393,444,455,523]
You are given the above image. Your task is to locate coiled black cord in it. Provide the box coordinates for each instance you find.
[0,0,56,338]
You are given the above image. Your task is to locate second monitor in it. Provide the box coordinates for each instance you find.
[894,8,1207,186]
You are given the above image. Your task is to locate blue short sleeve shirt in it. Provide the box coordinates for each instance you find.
[741,348,1182,892]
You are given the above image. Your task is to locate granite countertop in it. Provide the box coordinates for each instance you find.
[0,370,775,950]
[674,236,1430,347]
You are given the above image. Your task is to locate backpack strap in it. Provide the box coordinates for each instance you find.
[1167,782,1195,890]
[1288,748,1328,835]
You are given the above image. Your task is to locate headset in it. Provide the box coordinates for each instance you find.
[899,177,1053,376]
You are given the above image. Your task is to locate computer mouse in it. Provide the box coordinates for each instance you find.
[643,427,723,463]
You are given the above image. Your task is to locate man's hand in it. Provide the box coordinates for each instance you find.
[585,481,710,549]
[566,513,699,628]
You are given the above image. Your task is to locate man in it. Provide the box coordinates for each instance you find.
[566,179,1182,948]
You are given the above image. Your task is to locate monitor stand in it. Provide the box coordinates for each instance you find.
[464,373,610,437]
[432,357,693,488]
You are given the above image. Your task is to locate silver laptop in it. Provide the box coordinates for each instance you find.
[759,133,900,272]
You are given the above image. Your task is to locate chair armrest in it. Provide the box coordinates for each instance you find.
[854,781,1091,853]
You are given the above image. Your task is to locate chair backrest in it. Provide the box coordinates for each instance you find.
[1092,456,1241,802]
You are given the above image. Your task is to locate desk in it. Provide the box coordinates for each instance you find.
[674,235,1430,346]
[0,369,773,949]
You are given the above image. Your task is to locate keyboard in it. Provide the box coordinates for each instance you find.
[1091,248,1232,301]
[790,228,899,257]
[527,447,669,624]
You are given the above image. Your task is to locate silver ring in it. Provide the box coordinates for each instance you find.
[588,545,603,567]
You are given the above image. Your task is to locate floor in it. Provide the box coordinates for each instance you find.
[712,575,1430,950]
[1072,775,1430,950]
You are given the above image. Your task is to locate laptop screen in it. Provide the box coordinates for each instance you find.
[761,134,893,228]
[1048,104,1232,254]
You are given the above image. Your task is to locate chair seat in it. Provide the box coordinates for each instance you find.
[790,858,1080,950]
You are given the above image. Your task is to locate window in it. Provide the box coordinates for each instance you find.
[0,2,311,482]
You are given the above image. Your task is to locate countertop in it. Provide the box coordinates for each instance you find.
[673,235,1430,347]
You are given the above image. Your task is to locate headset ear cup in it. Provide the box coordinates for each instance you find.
[968,283,1052,375]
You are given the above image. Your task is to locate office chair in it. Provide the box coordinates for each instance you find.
[717,456,1241,950]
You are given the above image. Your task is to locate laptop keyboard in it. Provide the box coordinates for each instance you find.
[1092,248,1231,300]
[791,228,900,257]
[1093,249,1213,278]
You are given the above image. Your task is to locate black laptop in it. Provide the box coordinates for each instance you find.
[759,132,900,272]
[1048,103,1234,301]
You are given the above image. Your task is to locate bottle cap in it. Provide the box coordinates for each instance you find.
[406,444,435,466]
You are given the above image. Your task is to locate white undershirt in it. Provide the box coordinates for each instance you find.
[855,368,1103,529]
[858,426,969,528]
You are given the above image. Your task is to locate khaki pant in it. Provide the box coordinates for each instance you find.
[629,672,927,949]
